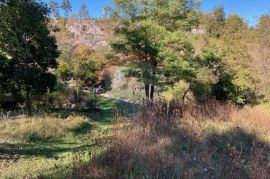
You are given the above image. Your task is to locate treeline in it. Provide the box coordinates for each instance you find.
[196,6,270,105]
[49,0,89,19]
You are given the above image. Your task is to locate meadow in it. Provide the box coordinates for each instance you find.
[0,97,134,178]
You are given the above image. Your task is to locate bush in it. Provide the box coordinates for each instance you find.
[84,92,99,110]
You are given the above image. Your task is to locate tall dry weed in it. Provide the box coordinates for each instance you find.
[69,100,270,178]
[0,115,89,142]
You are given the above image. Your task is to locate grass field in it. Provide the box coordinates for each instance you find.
[0,97,135,179]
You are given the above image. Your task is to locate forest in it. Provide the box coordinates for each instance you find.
[1,0,270,178]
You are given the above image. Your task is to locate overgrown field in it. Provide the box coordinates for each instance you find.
[69,101,270,179]
[0,97,135,179]
[1,98,270,178]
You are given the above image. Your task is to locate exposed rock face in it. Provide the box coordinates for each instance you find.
[65,20,108,49]
[192,28,206,35]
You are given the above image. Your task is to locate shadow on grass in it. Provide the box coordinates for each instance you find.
[70,122,93,135]
[0,97,140,162]
[0,141,96,159]
[50,97,141,123]
[87,96,142,120]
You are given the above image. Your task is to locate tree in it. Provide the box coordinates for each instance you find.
[197,12,259,105]
[258,15,270,47]
[56,59,74,81]
[223,14,248,38]
[0,54,8,86]
[78,3,89,20]
[159,30,201,104]
[112,0,199,100]
[61,0,72,18]
[72,45,102,88]
[103,7,112,20]
[74,60,103,87]
[0,0,59,115]
[0,54,9,105]
[206,6,225,37]
[113,20,164,100]
[252,15,270,101]
[112,0,199,31]
[214,6,226,25]
[201,42,258,105]
[49,0,59,18]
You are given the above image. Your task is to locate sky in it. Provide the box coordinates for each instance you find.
[44,0,270,26]
[201,0,270,26]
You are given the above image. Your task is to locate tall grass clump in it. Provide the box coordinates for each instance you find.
[69,100,270,179]
[0,115,90,142]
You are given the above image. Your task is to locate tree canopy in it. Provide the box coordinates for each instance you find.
[0,0,59,113]
[111,0,200,101]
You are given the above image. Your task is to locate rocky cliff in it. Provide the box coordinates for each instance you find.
[55,19,112,50]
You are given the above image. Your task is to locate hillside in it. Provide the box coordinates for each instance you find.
[55,19,112,50]
[53,19,141,101]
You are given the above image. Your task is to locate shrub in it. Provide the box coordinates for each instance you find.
[84,93,99,110]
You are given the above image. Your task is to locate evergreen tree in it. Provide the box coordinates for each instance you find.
[206,6,225,37]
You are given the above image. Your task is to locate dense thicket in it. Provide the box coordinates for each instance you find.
[197,8,266,105]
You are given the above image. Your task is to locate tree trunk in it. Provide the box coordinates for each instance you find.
[180,84,192,117]
[144,83,150,100]
[182,84,191,105]
[150,84,154,101]
[26,87,32,116]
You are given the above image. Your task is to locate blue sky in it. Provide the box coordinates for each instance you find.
[201,0,270,26]
[44,0,270,26]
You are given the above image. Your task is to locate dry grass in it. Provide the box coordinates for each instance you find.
[0,115,89,142]
[69,100,270,179]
